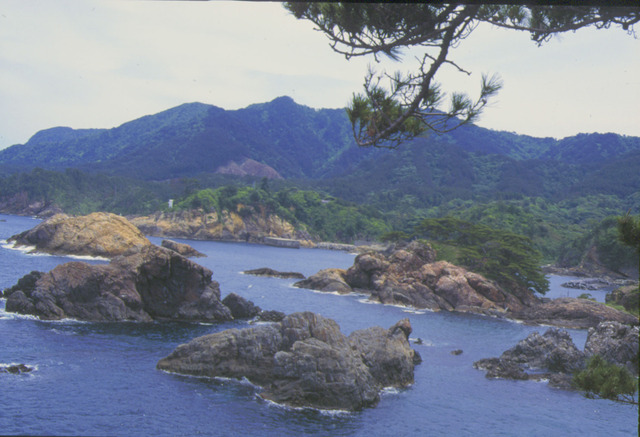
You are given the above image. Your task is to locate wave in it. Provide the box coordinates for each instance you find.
[259,395,352,416]
[0,240,109,261]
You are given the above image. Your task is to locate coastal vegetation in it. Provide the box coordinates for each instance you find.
[573,355,638,404]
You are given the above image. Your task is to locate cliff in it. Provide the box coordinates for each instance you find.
[129,209,314,246]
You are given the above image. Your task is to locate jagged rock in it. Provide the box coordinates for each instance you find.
[297,242,638,329]
[8,212,151,258]
[475,321,639,392]
[514,297,639,329]
[498,328,586,373]
[474,328,585,386]
[297,241,535,315]
[222,293,261,319]
[254,310,286,323]
[4,244,232,322]
[293,268,351,294]
[157,312,420,411]
[584,321,639,375]
[243,268,305,279]
[161,239,206,258]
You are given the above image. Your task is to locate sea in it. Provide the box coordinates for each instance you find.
[0,213,637,436]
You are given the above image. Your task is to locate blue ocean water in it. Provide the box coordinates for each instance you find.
[0,214,637,436]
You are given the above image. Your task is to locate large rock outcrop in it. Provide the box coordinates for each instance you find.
[513,297,639,329]
[474,321,639,390]
[295,242,638,329]
[3,244,232,322]
[8,212,151,258]
[584,321,639,375]
[295,241,537,316]
[157,312,420,411]
[130,209,313,246]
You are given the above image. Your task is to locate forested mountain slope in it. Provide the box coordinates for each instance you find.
[2,96,639,185]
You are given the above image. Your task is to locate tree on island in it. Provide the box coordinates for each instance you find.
[285,3,639,148]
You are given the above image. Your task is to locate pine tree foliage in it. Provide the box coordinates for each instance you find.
[286,3,639,148]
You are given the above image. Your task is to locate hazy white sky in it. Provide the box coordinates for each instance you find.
[0,0,639,149]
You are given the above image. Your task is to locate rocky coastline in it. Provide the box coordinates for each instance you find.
[129,209,316,247]
[474,321,639,391]
[157,312,420,411]
[294,241,638,329]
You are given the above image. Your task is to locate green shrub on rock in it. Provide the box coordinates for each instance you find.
[572,355,638,404]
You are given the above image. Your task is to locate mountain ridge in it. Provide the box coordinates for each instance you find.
[1,96,639,186]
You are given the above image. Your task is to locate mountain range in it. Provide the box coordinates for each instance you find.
[1,95,639,209]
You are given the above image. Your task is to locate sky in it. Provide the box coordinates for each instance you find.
[0,1,639,150]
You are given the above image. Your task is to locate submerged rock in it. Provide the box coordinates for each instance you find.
[8,212,151,258]
[157,312,420,411]
[243,268,305,279]
[3,245,232,322]
[0,364,34,374]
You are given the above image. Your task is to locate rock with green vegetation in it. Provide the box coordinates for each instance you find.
[475,321,639,400]
[296,241,538,316]
[572,355,637,404]
[605,284,639,315]
[584,321,639,375]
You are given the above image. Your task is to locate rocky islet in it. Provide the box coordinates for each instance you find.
[294,241,638,329]
[157,312,420,411]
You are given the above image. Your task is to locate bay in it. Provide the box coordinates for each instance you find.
[0,214,637,436]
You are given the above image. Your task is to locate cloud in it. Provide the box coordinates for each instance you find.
[0,1,638,149]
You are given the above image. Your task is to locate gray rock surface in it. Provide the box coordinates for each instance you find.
[3,244,232,322]
[157,312,420,411]
[474,321,639,391]
[222,293,262,319]
[584,321,639,375]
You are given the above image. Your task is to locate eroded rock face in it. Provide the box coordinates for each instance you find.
[3,245,232,322]
[295,241,535,316]
[295,242,638,329]
[293,268,351,294]
[8,212,151,258]
[130,209,313,246]
[161,239,206,258]
[584,321,639,375]
[157,312,419,411]
[222,293,261,319]
[474,321,639,390]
